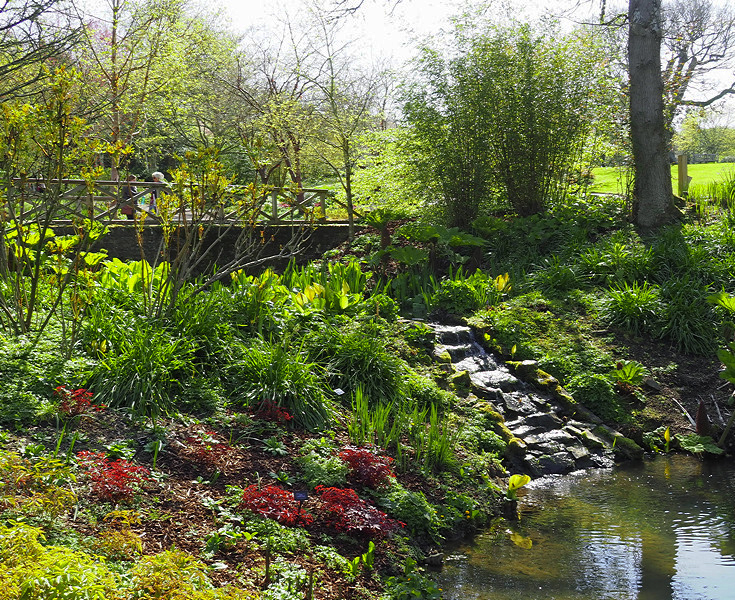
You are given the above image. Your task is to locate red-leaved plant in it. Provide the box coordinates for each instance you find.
[338,446,395,488]
[240,484,313,527]
[55,386,105,417]
[76,451,150,501]
[314,485,403,539]
[251,400,293,425]
[183,430,230,469]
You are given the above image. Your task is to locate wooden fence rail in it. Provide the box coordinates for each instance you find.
[7,179,358,225]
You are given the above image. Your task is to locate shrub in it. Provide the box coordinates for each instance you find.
[430,279,482,316]
[76,451,150,502]
[313,485,404,539]
[0,450,77,519]
[382,485,445,544]
[338,446,395,489]
[240,485,313,527]
[565,373,624,422]
[0,522,118,599]
[122,550,214,599]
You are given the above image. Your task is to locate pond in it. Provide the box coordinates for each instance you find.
[436,455,735,600]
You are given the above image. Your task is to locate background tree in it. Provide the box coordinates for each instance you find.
[307,10,390,238]
[662,0,735,117]
[76,0,211,179]
[403,19,603,225]
[628,0,677,228]
[232,20,325,198]
[673,109,735,157]
[0,0,80,100]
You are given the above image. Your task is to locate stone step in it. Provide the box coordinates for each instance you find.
[471,369,521,393]
[432,324,474,345]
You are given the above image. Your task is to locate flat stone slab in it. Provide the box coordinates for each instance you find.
[501,391,548,416]
[471,370,520,393]
[569,444,591,461]
[432,325,473,345]
[522,412,564,429]
[509,424,546,438]
[538,429,578,445]
[527,451,576,476]
[526,441,566,456]
[454,353,499,374]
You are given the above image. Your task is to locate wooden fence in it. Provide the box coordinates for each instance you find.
[7,178,357,225]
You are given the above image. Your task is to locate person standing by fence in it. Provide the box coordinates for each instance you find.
[149,171,166,214]
[121,175,138,220]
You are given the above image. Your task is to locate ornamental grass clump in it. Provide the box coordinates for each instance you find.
[226,341,333,432]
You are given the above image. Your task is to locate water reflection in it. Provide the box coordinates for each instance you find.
[437,455,735,600]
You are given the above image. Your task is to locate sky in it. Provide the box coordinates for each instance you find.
[215,0,458,66]
[213,0,733,118]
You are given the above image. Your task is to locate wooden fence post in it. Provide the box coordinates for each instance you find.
[677,154,689,197]
[271,189,278,221]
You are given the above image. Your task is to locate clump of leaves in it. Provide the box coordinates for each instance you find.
[675,433,724,456]
[313,485,404,539]
[240,485,313,527]
[338,446,395,489]
[610,360,647,387]
[54,386,105,418]
[603,281,661,336]
[76,451,151,502]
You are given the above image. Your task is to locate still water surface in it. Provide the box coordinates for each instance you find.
[437,455,735,600]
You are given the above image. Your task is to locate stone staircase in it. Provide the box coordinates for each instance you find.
[431,324,642,477]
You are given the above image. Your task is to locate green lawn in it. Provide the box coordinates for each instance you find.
[589,163,735,194]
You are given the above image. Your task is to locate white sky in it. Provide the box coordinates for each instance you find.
[212,0,732,117]
[215,0,456,66]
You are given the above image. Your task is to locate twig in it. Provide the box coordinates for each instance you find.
[671,398,696,428]
[712,394,726,426]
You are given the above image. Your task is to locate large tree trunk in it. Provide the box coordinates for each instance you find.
[628,0,676,228]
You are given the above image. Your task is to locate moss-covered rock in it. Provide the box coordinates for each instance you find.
[593,425,645,460]
[449,370,471,395]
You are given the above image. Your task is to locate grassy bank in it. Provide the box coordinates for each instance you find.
[590,162,735,194]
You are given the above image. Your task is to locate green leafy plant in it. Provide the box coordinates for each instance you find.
[84,319,197,421]
[675,433,724,456]
[263,437,289,457]
[610,360,647,387]
[298,441,348,489]
[566,373,625,422]
[385,557,444,600]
